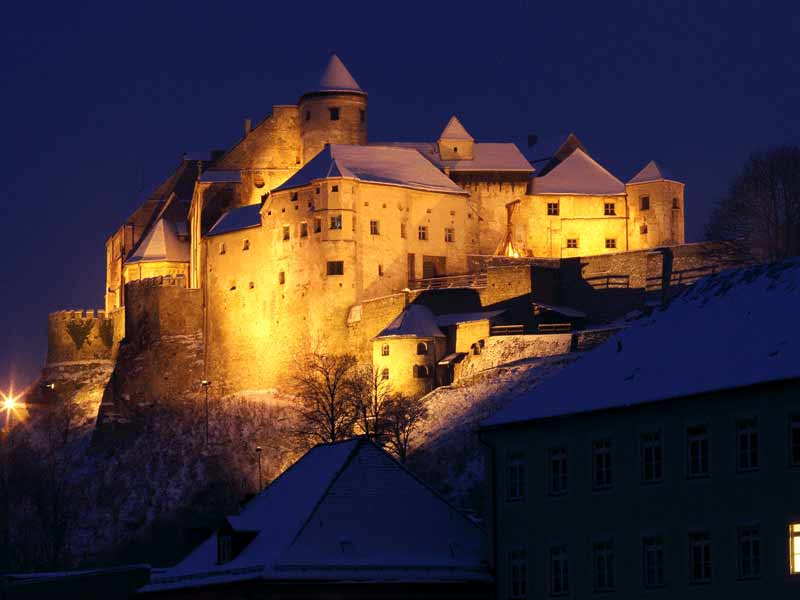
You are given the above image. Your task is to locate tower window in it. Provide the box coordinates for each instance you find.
[418,226,428,241]
[282,225,290,241]
[360,109,365,123]
[219,242,226,255]
[400,223,407,238]
[278,271,285,285]
[604,202,616,216]
[641,196,650,210]
[673,197,680,209]
[331,185,339,193]
[305,110,311,121]
[378,264,384,277]
[330,215,342,230]
[547,202,560,216]
[640,224,649,235]
[242,239,250,251]
[566,238,578,249]
[329,107,340,121]
[370,220,380,235]
[291,192,298,202]
[300,222,308,238]
[445,227,455,243]
[453,146,458,153]
[416,342,428,355]
[326,261,344,275]
[316,187,320,195]
[414,365,430,378]
[605,238,617,249]
[381,344,389,356]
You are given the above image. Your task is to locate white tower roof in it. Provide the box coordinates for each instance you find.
[314,53,364,94]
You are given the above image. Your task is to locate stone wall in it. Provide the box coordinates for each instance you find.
[456,334,572,380]
[46,308,124,365]
[125,276,203,346]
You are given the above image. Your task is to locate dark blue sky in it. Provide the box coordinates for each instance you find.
[1,0,798,388]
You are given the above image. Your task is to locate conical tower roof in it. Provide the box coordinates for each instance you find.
[628,160,679,184]
[126,219,189,264]
[308,53,365,95]
[438,116,473,141]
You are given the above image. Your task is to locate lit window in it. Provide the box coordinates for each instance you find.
[282,225,290,241]
[326,261,344,275]
[566,239,578,249]
[218,534,232,564]
[300,222,308,238]
[790,523,800,574]
[592,438,613,490]
[314,218,322,233]
[510,548,527,599]
[738,526,761,579]
[445,227,455,243]
[605,238,617,249]
[329,107,340,120]
[400,223,407,238]
[789,415,800,466]
[688,532,712,584]
[642,534,665,588]
[687,424,710,478]
[640,430,663,483]
[381,344,389,357]
[330,215,342,230]
[604,202,616,216]
[381,368,389,381]
[370,220,380,235]
[549,545,569,596]
[592,539,615,593]
[736,417,759,472]
[641,196,650,210]
[418,226,428,241]
[219,242,226,255]
[506,453,525,502]
[416,342,428,355]
[548,447,568,496]
[547,202,559,216]
[331,184,339,192]
[243,239,250,251]
[640,224,648,235]
[278,271,285,285]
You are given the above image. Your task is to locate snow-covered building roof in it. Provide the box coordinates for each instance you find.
[125,219,189,264]
[375,142,533,173]
[375,304,446,339]
[628,160,681,185]
[307,53,365,95]
[198,170,241,183]
[141,438,488,593]
[439,116,474,141]
[208,203,262,236]
[483,260,800,428]
[273,145,467,195]
[530,148,625,196]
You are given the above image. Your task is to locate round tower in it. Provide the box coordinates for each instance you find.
[299,54,367,164]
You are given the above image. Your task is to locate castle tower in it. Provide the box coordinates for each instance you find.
[437,116,474,161]
[299,54,367,164]
[626,161,685,250]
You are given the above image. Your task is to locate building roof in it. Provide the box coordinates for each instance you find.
[628,160,681,185]
[376,304,446,339]
[435,310,506,328]
[375,142,533,173]
[309,53,365,95]
[273,145,467,195]
[523,132,586,175]
[483,259,800,428]
[198,170,241,183]
[208,203,263,236]
[439,116,474,141]
[125,218,189,264]
[141,438,488,593]
[530,148,625,195]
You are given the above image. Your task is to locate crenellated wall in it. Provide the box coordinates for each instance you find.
[46,308,125,365]
[124,275,203,347]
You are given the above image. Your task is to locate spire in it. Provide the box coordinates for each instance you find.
[314,53,364,94]
[438,116,473,141]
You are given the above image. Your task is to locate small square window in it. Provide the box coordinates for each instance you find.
[242,239,250,251]
[282,225,290,241]
[314,218,322,233]
[370,220,380,235]
[381,344,389,356]
[605,238,617,249]
[604,202,616,216]
[445,227,455,243]
[300,222,308,238]
[278,271,285,285]
[400,223,407,238]
[547,202,560,216]
[418,226,428,241]
[640,224,648,235]
[566,238,578,249]
[331,184,339,193]
[326,260,344,275]
[330,215,342,230]
[641,196,650,210]
[329,107,340,121]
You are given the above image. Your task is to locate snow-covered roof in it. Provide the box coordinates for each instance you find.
[628,160,681,185]
[375,142,533,173]
[141,438,488,593]
[439,116,474,141]
[435,310,506,328]
[125,219,189,264]
[208,204,262,236]
[199,170,241,183]
[307,53,365,95]
[483,260,800,428]
[530,148,625,196]
[273,145,467,195]
[375,304,446,339]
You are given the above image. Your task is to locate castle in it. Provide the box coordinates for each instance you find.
[61,54,693,399]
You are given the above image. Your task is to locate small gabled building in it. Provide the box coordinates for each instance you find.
[140,438,491,599]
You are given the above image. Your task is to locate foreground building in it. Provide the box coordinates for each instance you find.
[140,437,490,599]
[481,260,800,598]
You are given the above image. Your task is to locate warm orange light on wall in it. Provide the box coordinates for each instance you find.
[790,523,800,575]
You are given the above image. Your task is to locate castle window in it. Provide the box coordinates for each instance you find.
[314,218,322,233]
[414,365,430,378]
[605,238,617,249]
[381,368,389,380]
[688,531,712,584]
[243,239,250,251]
[291,192,298,201]
[566,238,578,249]
[219,242,226,255]
[370,220,380,235]
[329,107,340,121]
[604,202,616,216]
[360,109,365,123]
[378,264,384,277]
[327,261,344,276]
[416,342,428,355]
[400,223,407,238]
[282,225,290,241]
[673,197,680,209]
[305,110,311,121]
[330,215,342,230]
[445,227,455,243]
[453,146,458,153]
[418,226,428,241]
[640,224,648,235]
[381,344,389,356]
[254,174,265,189]
[331,185,339,193]
[641,196,650,210]
[300,222,308,238]
[316,187,320,194]
[279,271,285,285]
[547,202,559,216]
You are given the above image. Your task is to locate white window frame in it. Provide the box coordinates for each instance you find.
[548,447,568,496]
[509,547,527,599]
[592,539,615,592]
[592,438,613,490]
[688,531,712,585]
[736,417,759,472]
[737,525,761,580]
[548,545,569,596]
[642,534,665,589]
[506,453,525,502]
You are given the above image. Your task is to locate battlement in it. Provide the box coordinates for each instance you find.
[47,308,124,365]
[126,274,188,289]
[125,276,202,344]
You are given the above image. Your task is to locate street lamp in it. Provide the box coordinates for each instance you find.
[200,380,212,444]
[255,446,263,490]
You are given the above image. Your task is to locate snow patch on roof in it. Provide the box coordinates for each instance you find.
[125,219,189,264]
[439,116,473,141]
[314,53,364,94]
[484,260,800,427]
[628,160,680,184]
[375,142,533,173]
[531,148,625,195]
[376,304,446,339]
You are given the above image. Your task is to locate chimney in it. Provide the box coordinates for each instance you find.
[244,118,252,137]
[527,134,538,148]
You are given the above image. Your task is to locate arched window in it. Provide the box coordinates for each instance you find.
[414,365,430,378]
[416,342,428,355]
[381,344,389,356]
[381,368,389,381]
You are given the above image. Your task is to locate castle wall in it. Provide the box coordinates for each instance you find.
[125,276,203,345]
[214,105,302,171]
[346,293,408,363]
[626,180,685,250]
[298,93,367,164]
[454,178,529,256]
[123,260,189,285]
[454,319,490,354]
[46,309,124,365]
[372,336,446,398]
[478,265,533,308]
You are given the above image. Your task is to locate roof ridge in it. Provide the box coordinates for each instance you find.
[439,116,474,141]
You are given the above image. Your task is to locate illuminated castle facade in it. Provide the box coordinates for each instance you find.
[100,55,686,397]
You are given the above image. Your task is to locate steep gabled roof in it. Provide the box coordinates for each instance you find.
[311,53,364,95]
[208,203,263,236]
[628,160,681,185]
[376,304,446,339]
[374,142,534,173]
[273,145,467,195]
[483,260,800,428]
[439,116,473,141]
[125,218,189,264]
[530,148,625,195]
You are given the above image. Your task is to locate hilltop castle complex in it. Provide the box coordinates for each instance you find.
[49,55,703,399]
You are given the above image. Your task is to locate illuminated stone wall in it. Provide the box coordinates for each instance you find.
[123,260,189,284]
[46,309,124,365]
[298,93,367,164]
[124,276,203,345]
[626,179,685,250]
[214,105,302,172]
[372,337,447,398]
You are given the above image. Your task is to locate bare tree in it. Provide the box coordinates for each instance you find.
[292,352,360,446]
[383,394,429,463]
[706,145,800,261]
[351,365,393,445]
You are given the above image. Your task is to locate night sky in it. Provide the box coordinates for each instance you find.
[1,0,798,388]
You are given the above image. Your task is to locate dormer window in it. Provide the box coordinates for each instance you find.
[329,107,340,121]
